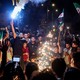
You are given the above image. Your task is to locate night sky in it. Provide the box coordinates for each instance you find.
[0,0,80,34]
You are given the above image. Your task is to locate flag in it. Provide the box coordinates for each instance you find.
[58,10,64,31]
[0,31,3,44]
[58,10,64,18]
[73,3,80,15]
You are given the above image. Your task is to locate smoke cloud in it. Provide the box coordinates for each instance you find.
[11,0,46,19]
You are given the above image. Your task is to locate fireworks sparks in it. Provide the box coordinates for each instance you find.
[36,30,55,71]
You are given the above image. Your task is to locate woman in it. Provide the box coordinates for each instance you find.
[22,41,29,72]
[22,41,29,62]
[6,39,13,62]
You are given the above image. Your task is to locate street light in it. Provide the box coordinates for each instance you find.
[52,3,55,7]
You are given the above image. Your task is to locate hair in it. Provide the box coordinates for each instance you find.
[72,41,78,46]
[3,62,25,80]
[31,68,57,80]
[64,67,80,80]
[72,52,80,69]
[52,58,66,78]
[25,62,38,80]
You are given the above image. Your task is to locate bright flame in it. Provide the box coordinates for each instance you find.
[11,0,46,19]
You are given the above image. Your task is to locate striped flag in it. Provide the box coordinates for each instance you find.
[58,10,64,18]
[73,3,80,15]
[0,31,3,44]
[58,10,64,31]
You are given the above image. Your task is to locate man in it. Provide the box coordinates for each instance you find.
[28,37,38,61]
[64,52,80,80]
[63,42,72,65]
[10,20,24,70]
[10,21,22,56]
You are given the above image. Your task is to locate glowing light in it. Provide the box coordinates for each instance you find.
[11,0,46,19]
[47,31,53,38]
[52,3,55,7]
[47,9,50,12]
[77,34,79,37]
[53,29,56,32]
[55,9,58,12]
[36,30,55,71]
[31,0,46,4]
[53,25,55,28]
[67,26,70,29]
[41,4,44,6]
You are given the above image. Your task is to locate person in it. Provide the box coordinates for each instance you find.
[72,41,78,53]
[31,68,57,80]
[1,27,9,68]
[63,52,80,80]
[25,62,38,80]
[6,39,13,62]
[64,67,80,80]
[52,58,66,80]
[10,21,23,56]
[24,33,30,43]
[3,61,25,80]
[22,41,29,62]
[28,37,38,61]
[22,41,29,72]
[52,42,62,60]
[10,20,24,70]
[63,42,72,65]
[37,36,43,46]
[0,41,2,64]
[71,52,80,69]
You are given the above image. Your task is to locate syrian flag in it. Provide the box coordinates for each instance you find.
[58,9,64,18]
[0,31,3,44]
[73,3,80,15]
[58,10,64,31]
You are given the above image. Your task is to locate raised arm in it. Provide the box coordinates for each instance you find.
[57,31,62,53]
[10,20,17,38]
[3,27,9,41]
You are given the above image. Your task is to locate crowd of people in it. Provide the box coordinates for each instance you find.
[0,20,80,80]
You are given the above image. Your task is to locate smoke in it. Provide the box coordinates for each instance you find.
[11,0,46,19]
[30,0,46,4]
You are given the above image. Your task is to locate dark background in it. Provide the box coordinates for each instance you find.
[0,0,80,34]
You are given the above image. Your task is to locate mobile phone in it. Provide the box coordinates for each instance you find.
[13,57,20,62]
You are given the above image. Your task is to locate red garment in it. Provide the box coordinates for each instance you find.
[22,47,29,53]
[22,47,29,61]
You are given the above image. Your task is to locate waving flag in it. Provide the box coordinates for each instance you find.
[0,31,3,44]
[73,3,80,15]
[58,9,64,31]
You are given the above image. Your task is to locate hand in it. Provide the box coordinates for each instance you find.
[57,42,60,47]
[10,20,14,26]
[5,27,8,31]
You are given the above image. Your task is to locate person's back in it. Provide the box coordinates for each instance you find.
[64,67,80,80]
[31,69,57,80]
[25,62,38,80]
[11,37,23,56]
[52,58,66,79]
[3,61,25,80]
